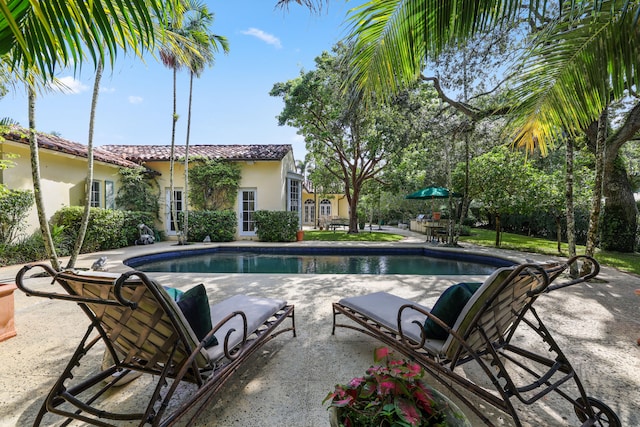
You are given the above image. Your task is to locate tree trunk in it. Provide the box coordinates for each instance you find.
[169,66,178,238]
[182,71,194,245]
[584,108,607,258]
[27,85,60,270]
[600,153,638,251]
[494,213,501,247]
[586,102,640,253]
[565,135,578,276]
[67,59,102,268]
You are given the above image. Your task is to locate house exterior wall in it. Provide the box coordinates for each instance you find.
[0,141,122,237]
[143,152,298,240]
[301,190,350,226]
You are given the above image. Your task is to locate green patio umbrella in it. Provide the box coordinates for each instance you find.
[404,186,461,199]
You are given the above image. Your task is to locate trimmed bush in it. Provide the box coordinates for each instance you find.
[51,207,155,252]
[254,210,298,242]
[186,210,236,242]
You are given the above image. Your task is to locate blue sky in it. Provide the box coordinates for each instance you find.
[0,1,359,163]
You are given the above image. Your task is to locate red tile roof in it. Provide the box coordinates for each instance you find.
[100,144,293,162]
[2,127,140,168]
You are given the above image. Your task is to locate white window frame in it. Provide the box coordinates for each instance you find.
[165,188,184,235]
[287,177,302,228]
[319,198,332,217]
[90,180,102,208]
[304,199,315,225]
[105,180,115,209]
[238,189,257,236]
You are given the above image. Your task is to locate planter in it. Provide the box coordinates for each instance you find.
[296,230,305,241]
[328,387,471,427]
[432,212,441,221]
[0,283,18,342]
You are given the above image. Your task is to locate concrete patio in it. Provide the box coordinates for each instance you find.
[1,228,639,426]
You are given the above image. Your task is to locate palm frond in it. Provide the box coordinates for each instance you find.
[509,0,640,151]
[1,0,184,79]
[345,0,529,102]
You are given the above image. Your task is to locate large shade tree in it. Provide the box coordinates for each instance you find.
[345,0,640,252]
[271,44,413,233]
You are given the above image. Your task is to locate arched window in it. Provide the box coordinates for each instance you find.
[319,199,332,217]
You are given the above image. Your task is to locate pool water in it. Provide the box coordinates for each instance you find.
[126,247,511,275]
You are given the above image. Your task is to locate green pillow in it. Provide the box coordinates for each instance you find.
[423,282,482,340]
[176,284,218,347]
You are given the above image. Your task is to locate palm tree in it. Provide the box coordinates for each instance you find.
[181,4,229,244]
[345,0,639,150]
[66,59,103,269]
[26,77,60,270]
[0,1,185,80]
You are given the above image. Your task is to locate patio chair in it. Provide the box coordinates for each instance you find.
[15,263,296,427]
[331,256,620,427]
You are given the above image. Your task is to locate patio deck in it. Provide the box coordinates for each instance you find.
[1,227,638,426]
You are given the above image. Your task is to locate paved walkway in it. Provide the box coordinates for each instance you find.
[1,227,638,426]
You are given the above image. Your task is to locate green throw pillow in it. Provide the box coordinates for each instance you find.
[423,282,482,340]
[176,284,218,347]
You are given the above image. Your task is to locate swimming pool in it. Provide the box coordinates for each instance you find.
[125,247,514,275]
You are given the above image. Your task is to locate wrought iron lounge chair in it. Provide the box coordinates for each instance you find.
[16,263,296,426]
[331,256,620,427]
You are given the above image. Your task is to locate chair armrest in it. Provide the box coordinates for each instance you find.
[545,255,599,293]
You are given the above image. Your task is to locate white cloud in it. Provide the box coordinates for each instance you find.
[100,86,116,94]
[128,96,143,104]
[241,28,282,49]
[49,76,88,94]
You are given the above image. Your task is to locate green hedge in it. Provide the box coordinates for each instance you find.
[254,210,299,242]
[51,207,155,253]
[185,210,236,242]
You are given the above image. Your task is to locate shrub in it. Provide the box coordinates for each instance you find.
[254,210,298,242]
[186,210,236,242]
[115,167,160,217]
[189,159,241,211]
[51,207,155,252]
[0,189,34,245]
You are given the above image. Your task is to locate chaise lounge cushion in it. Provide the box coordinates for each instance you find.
[423,282,482,339]
[177,284,218,347]
[205,295,287,362]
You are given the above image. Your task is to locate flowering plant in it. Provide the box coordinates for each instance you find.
[323,347,465,427]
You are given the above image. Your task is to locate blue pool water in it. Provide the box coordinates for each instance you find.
[126,247,513,275]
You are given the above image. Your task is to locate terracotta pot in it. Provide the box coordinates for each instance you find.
[296,230,305,241]
[0,283,18,342]
[432,212,441,221]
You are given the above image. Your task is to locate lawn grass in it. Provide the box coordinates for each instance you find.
[303,230,404,242]
[459,228,640,276]
[303,227,639,276]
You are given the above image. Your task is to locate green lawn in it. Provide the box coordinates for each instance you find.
[303,230,404,242]
[459,228,640,276]
[302,227,640,276]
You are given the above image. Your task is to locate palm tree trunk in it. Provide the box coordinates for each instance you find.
[182,71,194,244]
[564,135,578,276]
[584,108,607,259]
[170,66,178,239]
[27,84,60,270]
[67,59,103,268]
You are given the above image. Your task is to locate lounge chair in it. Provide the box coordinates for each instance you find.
[331,256,620,427]
[15,263,296,426]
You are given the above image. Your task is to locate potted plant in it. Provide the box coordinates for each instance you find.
[323,347,470,427]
